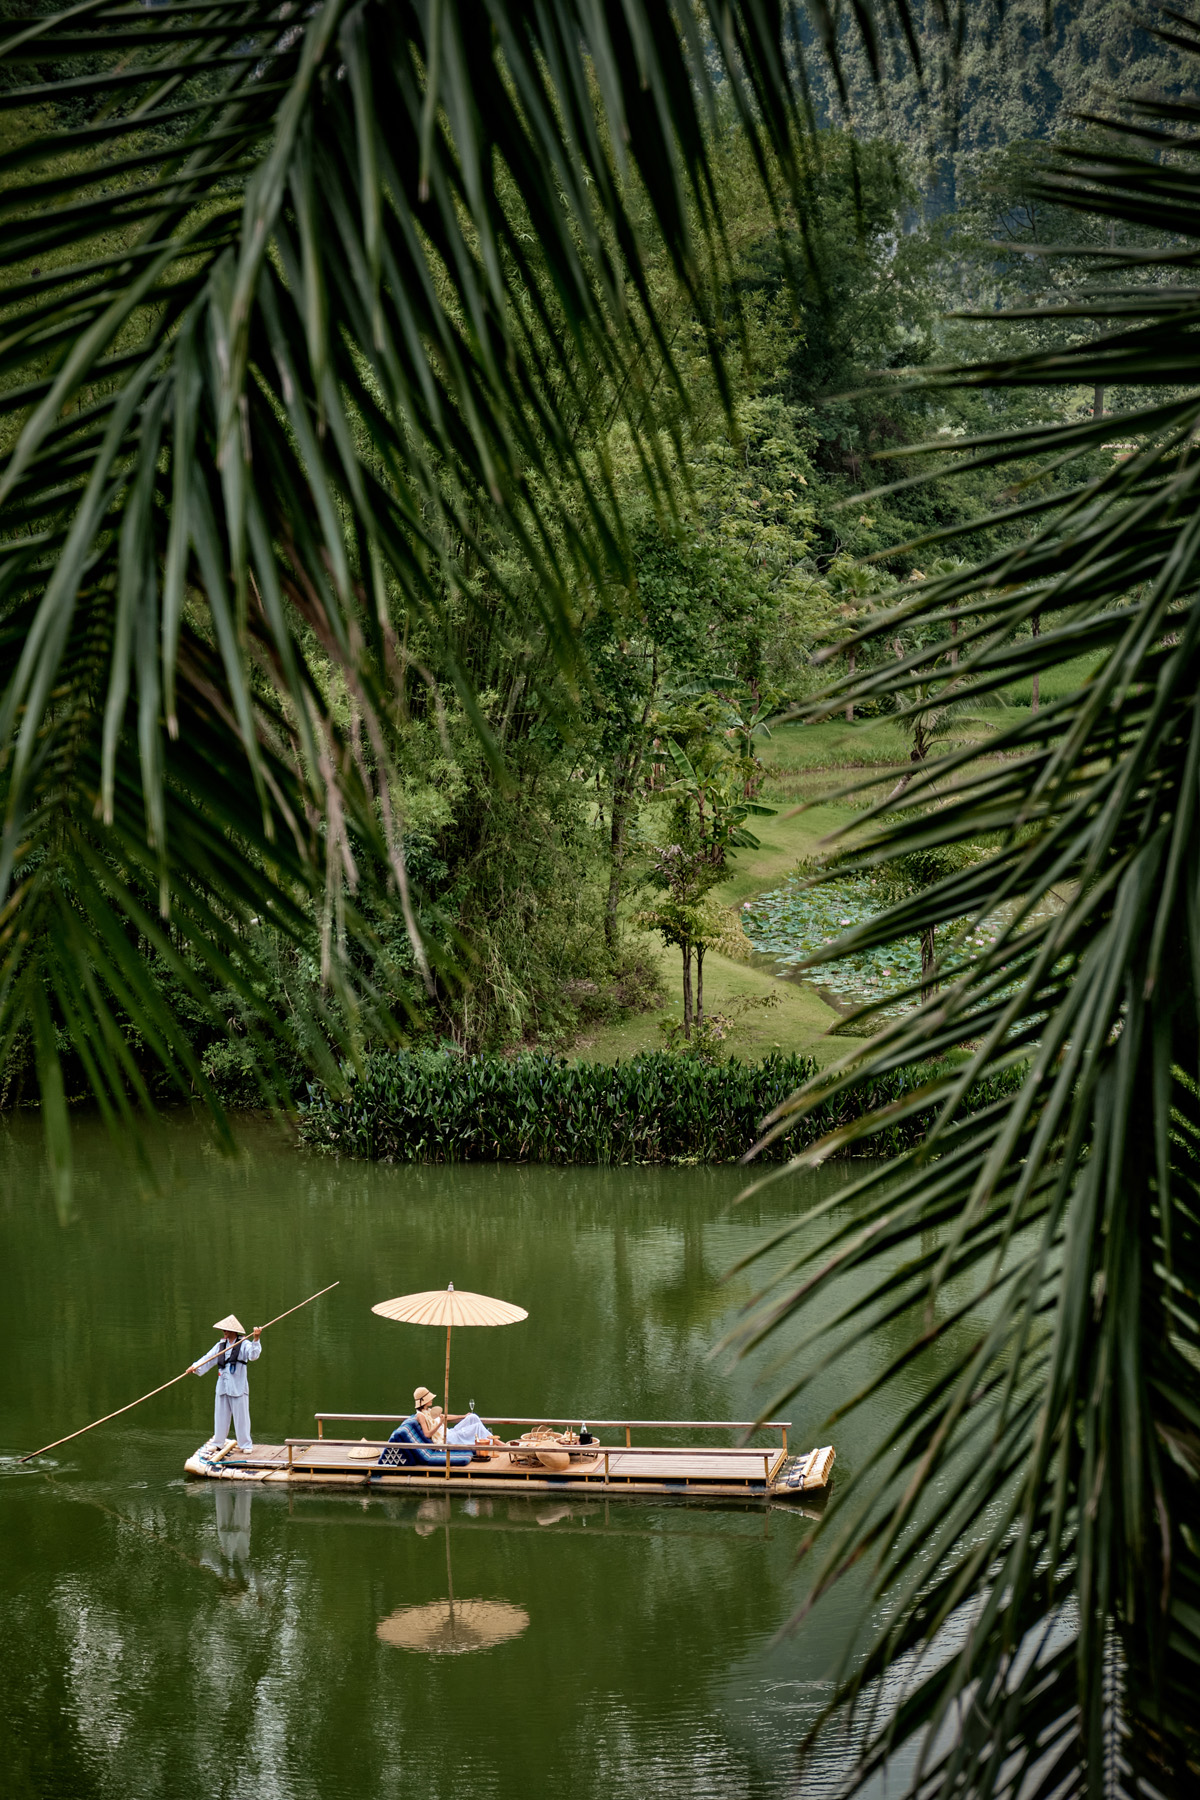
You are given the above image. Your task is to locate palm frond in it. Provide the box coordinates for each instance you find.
[0,0,830,1164]
[726,34,1200,1797]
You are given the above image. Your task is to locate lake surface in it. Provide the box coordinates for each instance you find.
[0,1115,928,1800]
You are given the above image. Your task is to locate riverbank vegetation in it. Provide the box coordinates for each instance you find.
[297,1048,1025,1165]
[5,2,1200,1792]
[0,11,1125,1103]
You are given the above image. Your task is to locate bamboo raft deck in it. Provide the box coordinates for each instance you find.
[184,1413,835,1502]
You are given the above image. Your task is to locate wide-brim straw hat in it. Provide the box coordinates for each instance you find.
[213,1313,246,1335]
[414,1386,436,1407]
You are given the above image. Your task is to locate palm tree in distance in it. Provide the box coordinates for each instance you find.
[2,2,1199,1793]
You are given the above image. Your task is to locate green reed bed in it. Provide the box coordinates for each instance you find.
[299,1050,1023,1164]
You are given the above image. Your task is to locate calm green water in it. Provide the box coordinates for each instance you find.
[0,1115,932,1800]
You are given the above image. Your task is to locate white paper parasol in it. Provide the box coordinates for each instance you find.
[371,1283,528,1474]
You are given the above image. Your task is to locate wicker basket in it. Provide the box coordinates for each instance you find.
[509,1425,579,1470]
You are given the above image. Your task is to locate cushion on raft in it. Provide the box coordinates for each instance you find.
[377,1415,474,1467]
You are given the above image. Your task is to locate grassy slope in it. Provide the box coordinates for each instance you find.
[575,646,1103,1065]
[577,933,842,1061]
[575,650,1102,1066]
[1002,652,1101,710]
[580,720,898,1064]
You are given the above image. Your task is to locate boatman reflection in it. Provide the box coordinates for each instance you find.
[190,1313,262,1451]
[214,1485,252,1568]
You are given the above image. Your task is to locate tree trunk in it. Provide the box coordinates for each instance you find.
[1094,383,1105,420]
[604,769,633,953]
[920,924,936,1001]
[604,745,644,957]
[1031,612,1041,713]
[681,944,694,1039]
[845,647,856,723]
[695,943,705,1024]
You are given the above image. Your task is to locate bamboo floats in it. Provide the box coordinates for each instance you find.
[183,1412,835,1502]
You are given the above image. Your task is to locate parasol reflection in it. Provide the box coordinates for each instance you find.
[377,1521,529,1654]
[376,1597,529,1655]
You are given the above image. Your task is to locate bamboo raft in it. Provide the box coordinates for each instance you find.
[184,1412,835,1502]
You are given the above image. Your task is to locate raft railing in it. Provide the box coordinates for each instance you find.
[312,1412,791,1453]
[288,1435,790,1485]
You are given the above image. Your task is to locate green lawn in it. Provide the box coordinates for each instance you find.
[1003,651,1102,710]
[758,715,913,771]
[577,932,848,1065]
[568,693,1078,1069]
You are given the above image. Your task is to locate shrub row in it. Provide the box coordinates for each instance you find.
[298,1050,1025,1165]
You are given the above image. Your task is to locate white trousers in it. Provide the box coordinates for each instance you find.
[444,1411,492,1446]
[213,1391,253,1449]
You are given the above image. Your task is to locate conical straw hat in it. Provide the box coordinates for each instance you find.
[212,1313,246,1335]
[371,1286,527,1328]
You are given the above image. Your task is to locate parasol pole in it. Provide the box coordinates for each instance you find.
[18,1280,339,1464]
[444,1319,452,1479]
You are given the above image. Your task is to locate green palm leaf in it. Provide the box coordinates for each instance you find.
[0,0,832,1173]
[725,34,1200,1795]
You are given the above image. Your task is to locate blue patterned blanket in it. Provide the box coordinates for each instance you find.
[377,1415,474,1467]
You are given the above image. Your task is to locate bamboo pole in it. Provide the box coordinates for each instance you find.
[444,1321,452,1479]
[253,1282,340,1338]
[18,1366,197,1465]
[19,1281,339,1463]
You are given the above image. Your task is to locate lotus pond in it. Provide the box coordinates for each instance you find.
[742,874,1003,1008]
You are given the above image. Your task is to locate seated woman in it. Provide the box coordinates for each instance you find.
[377,1415,474,1468]
[376,1387,501,1468]
[413,1386,504,1450]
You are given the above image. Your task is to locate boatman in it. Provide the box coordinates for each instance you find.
[191,1314,262,1452]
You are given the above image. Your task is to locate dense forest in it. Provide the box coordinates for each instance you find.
[0,0,1186,1107]
[137,0,1171,1084]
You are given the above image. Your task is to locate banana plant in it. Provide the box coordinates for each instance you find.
[653,706,776,852]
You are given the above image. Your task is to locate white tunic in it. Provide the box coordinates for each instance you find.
[194,1337,261,1397]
